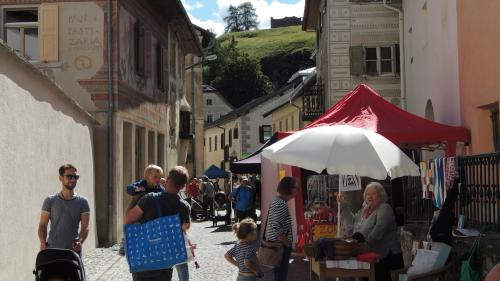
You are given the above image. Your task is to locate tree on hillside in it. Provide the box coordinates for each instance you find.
[224,5,242,32]
[223,2,258,33]
[204,44,271,108]
[239,2,258,31]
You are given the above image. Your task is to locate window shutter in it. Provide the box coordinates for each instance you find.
[144,30,152,78]
[259,126,265,144]
[394,44,400,74]
[135,22,145,75]
[39,4,59,62]
[162,46,169,98]
[156,43,163,90]
[350,46,365,76]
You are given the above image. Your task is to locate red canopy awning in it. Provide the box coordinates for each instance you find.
[305,84,469,150]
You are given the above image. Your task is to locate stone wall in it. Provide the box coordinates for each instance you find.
[270,16,303,28]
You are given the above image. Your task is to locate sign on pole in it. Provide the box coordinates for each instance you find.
[339,175,362,192]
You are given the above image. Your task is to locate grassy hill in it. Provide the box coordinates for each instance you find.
[218,25,316,88]
[218,25,316,60]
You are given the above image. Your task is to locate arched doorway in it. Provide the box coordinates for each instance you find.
[425,99,435,121]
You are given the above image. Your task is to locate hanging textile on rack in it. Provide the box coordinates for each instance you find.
[445,157,456,194]
[434,158,443,208]
[420,157,457,208]
[420,161,434,199]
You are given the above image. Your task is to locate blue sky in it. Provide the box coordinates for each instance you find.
[181,0,305,35]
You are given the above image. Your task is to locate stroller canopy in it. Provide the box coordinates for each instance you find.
[35,248,85,281]
[203,165,229,179]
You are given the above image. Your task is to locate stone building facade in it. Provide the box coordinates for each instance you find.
[0,0,201,244]
[303,0,402,108]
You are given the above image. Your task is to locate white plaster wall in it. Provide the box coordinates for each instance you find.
[242,95,284,154]
[203,92,233,122]
[204,118,241,171]
[0,50,96,281]
[404,0,461,125]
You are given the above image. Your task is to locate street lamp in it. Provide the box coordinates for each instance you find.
[185,54,217,177]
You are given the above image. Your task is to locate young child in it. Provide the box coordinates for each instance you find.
[120,164,164,255]
[224,218,263,281]
[127,164,165,196]
[175,222,199,281]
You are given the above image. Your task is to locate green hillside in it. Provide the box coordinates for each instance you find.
[218,25,316,60]
[218,25,316,88]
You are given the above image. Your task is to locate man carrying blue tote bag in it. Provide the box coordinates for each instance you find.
[125,166,191,281]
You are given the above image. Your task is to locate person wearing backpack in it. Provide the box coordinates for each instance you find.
[230,177,254,222]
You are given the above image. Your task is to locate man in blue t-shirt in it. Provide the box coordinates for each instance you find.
[230,176,254,222]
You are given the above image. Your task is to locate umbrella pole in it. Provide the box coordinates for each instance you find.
[337,190,341,238]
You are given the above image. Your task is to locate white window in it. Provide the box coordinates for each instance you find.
[4,9,39,61]
[206,99,213,105]
[364,46,393,75]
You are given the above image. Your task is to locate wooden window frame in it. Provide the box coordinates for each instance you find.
[3,7,39,61]
[363,46,394,76]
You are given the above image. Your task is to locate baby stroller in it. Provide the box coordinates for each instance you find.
[34,248,85,281]
[213,192,231,226]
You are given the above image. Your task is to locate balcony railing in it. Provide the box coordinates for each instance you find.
[302,84,325,122]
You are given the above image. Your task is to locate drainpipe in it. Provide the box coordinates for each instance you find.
[191,57,197,177]
[216,125,226,168]
[383,0,406,109]
[106,0,115,244]
[289,99,303,129]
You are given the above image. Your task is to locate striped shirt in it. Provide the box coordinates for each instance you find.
[265,196,292,244]
[226,241,259,274]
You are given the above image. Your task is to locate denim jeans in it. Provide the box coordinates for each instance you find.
[236,274,257,281]
[175,263,189,281]
[274,247,292,281]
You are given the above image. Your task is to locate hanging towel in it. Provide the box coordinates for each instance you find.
[429,160,435,201]
[445,157,456,192]
[420,162,427,198]
[433,159,442,208]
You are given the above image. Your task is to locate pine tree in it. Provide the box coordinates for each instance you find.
[223,5,242,32]
[238,2,258,31]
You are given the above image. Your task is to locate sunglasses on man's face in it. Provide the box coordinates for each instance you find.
[64,174,80,180]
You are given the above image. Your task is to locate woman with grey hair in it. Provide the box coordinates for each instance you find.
[339,182,404,281]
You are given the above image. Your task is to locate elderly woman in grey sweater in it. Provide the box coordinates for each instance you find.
[339,182,404,281]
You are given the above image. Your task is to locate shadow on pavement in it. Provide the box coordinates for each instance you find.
[218,241,237,246]
[207,224,233,233]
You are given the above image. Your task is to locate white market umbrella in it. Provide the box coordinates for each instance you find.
[261,125,420,180]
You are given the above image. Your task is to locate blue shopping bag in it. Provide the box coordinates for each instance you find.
[124,198,187,273]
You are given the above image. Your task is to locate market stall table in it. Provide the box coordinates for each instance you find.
[310,259,375,281]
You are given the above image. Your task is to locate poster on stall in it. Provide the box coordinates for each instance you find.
[339,175,362,192]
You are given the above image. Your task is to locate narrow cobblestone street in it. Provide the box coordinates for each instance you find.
[84,221,309,281]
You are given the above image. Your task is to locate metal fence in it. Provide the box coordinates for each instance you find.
[457,152,500,231]
[403,176,436,224]
[402,152,500,231]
